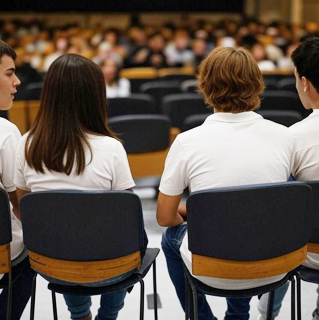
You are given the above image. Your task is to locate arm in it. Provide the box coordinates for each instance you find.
[156,192,184,227]
[177,203,187,221]
[8,190,20,220]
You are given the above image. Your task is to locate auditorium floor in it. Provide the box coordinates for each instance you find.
[20,189,317,320]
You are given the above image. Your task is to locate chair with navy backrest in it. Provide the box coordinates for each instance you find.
[0,188,13,320]
[184,182,312,320]
[256,110,303,127]
[107,94,157,118]
[20,190,160,320]
[294,181,319,320]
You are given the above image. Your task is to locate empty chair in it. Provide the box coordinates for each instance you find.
[256,110,303,127]
[109,114,171,189]
[107,94,157,117]
[264,78,278,90]
[184,182,312,320]
[161,93,211,129]
[181,79,198,93]
[157,67,195,82]
[25,82,43,100]
[277,78,297,92]
[119,68,157,93]
[181,114,210,132]
[260,90,305,115]
[20,190,160,320]
[0,188,12,320]
[140,81,182,112]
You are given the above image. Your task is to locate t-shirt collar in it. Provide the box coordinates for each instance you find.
[204,111,263,123]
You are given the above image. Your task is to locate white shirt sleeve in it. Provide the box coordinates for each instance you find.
[111,141,135,190]
[159,137,188,196]
[1,126,21,192]
[14,135,30,191]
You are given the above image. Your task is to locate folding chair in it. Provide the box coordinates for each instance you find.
[20,190,160,320]
[0,188,13,320]
[184,182,312,320]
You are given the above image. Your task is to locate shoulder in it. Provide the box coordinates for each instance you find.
[88,134,124,151]
[0,118,21,145]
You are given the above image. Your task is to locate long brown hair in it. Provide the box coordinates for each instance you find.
[25,54,117,175]
[197,47,265,113]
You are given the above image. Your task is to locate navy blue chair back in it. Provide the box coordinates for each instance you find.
[256,110,303,127]
[0,188,11,246]
[20,191,146,261]
[187,182,312,261]
[25,82,43,100]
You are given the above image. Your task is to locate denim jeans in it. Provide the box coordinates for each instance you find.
[162,224,255,320]
[0,256,35,320]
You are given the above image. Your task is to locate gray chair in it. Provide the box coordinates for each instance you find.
[256,110,303,127]
[20,190,159,320]
[109,115,171,192]
[184,182,312,320]
[0,188,13,320]
[108,94,157,118]
[161,93,211,129]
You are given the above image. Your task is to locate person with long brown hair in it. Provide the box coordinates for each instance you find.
[14,54,138,320]
[157,47,294,320]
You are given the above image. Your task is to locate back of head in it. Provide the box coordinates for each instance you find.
[26,54,116,175]
[292,36,319,94]
[197,47,265,113]
[0,40,16,62]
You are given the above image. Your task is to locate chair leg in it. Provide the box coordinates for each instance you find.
[139,278,145,320]
[152,260,158,320]
[51,291,58,320]
[291,277,296,320]
[184,275,190,320]
[266,290,275,320]
[295,274,302,320]
[30,273,37,320]
[5,272,12,320]
[186,276,198,320]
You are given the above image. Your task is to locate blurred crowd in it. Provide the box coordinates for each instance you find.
[1,17,319,87]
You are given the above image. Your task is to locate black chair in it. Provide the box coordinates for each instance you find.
[256,110,303,127]
[159,74,195,82]
[264,78,279,91]
[184,182,313,320]
[277,78,297,92]
[20,190,160,320]
[25,82,43,101]
[295,181,319,320]
[180,80,198,93]
[161,93,211,129]
[109,115,171,191]
[108,94,157,118]
[0,188,13,320]
[260,90,305,116]
[181,114,210,132]
[140,81,182,112]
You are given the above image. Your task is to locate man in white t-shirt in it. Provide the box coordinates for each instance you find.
[0,40,35,320]
[157,47,294,320]
[288,36,319,320]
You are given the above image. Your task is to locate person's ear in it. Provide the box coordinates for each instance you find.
[301,76,309,92]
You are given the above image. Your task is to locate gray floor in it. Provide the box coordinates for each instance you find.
[19,189,318,320]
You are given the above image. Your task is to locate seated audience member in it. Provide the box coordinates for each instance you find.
[0,40,34,320]
[157,47,293,320]
[14,54,143,320]
[289,36,319,320]
[165,29,194,67]
[101,55,131,98]
[192,38,209,67]
[130,32,168,69]
[250,42,276,71]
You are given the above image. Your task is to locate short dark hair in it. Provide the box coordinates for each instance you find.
[0,40,16,62]
[292,36,319,93]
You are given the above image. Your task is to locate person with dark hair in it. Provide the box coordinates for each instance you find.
[0,40,35,320]
[157,47,294,320]
[14,54,143,320]
[288,36,319,320]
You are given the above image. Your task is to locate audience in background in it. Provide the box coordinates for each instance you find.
[101,55,131,98]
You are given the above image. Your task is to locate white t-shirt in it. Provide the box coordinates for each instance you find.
[290,109,319,270]
[0,118,24,280]
[159,111,294,290]
[15,133,135,193]
[106,78,131,99]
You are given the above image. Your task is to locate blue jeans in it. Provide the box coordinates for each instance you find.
[0,256,35,320]
[161,225,285,320]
